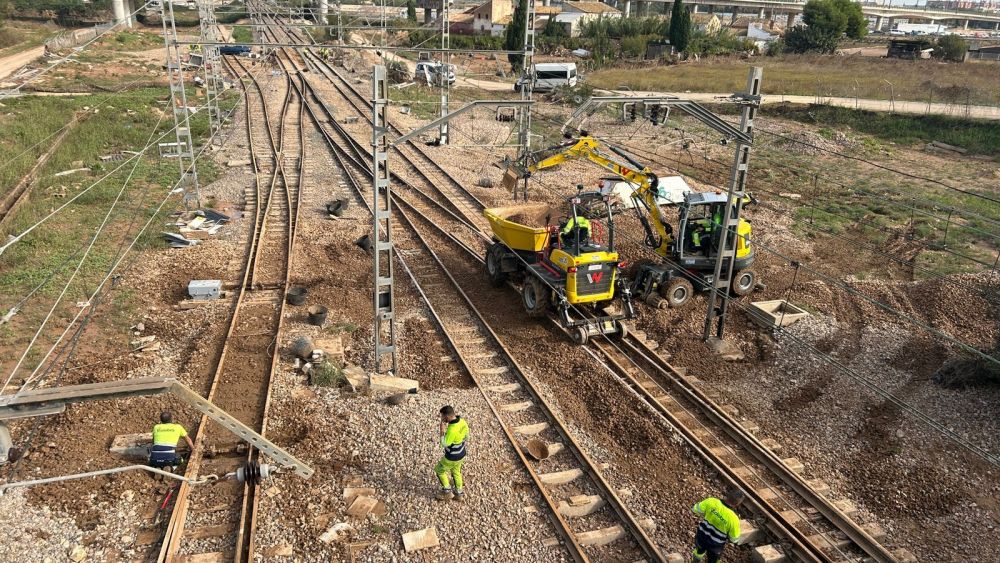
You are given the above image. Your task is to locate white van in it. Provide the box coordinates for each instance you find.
[515,62,578,92]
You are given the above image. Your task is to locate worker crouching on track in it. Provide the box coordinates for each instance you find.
[691,489,744,563]
[434,405,469,502]
[149,411,194,471]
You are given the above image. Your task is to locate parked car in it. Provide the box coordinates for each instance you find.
[414,61,456,85]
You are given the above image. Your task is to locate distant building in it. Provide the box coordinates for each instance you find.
[470,0,514,36]
[691,13,722,34]
[553,1,622,37]
[967,43,1000,60]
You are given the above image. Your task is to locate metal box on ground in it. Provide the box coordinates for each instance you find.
[188,280,222,301]
[747,300,809,329]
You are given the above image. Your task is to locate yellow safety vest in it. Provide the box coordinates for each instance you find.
[441,417,469,461]
[152,423,188,447]
[561,216,591,235]
[692,497,741,547]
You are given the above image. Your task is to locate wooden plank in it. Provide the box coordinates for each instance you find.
[184,524,232,540]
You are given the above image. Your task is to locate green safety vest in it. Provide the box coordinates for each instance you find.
[441,416,469,461]
[152,423,188,447]
[561,216,591,235]
[692,497,741,547]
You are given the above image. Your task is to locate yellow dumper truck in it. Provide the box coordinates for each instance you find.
[483,189,635,344]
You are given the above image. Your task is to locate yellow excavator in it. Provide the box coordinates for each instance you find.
[518,135,757,309]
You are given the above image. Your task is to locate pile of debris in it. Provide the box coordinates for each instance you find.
[162,209,231,247]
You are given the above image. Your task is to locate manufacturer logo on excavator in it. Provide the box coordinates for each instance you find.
[587,272,604,284]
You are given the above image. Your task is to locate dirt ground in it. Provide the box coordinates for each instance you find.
[1,40,998,563]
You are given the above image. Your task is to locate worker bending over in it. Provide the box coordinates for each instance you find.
[434,405,469,501]
[691,489,744,563]
[149,411,194,470]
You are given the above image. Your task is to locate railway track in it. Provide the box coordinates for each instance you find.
[0,116,80,232]
[153,54,304,563]
[247,10,901,561]
[249,18,667,560]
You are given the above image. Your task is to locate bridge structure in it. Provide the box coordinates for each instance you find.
[612,0,1000,31]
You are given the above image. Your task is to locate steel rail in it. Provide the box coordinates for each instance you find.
[271,11,896,562]
[303,83,663,562]
[156,53,303,563]
[612,335,896,562]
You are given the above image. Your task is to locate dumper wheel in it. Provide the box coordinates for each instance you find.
[572,326,589,345]
[660,277,693,308]
[522,276,550,318]
[486,245,508,287]
[730,269,756,297]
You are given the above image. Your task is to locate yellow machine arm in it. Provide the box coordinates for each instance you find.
[524,136,674,257]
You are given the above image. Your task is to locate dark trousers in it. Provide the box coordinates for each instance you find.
[693,529,726,563]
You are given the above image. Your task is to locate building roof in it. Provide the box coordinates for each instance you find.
[690,13,719,24]
[449,12,474,23]
[563,1,621,15]
[535,6,562,15]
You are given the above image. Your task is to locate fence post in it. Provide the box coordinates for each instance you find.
[941,209,953,248]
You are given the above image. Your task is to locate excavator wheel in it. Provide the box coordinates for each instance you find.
[660,277,694,308]
[486,245,508,287]
[522,276,550,318]
[572,326,589,345]
[730,269,756,297]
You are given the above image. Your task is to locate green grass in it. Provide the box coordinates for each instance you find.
[100,31,162,52]
[311,361,344,387]
[0,87,221,303]
[388,85,443,119]
[231,25,253,44]
[0,21,56,58]
[768,104,1000,157]
[586,54,1000,106]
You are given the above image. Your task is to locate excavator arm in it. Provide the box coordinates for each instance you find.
[521,136,674,257]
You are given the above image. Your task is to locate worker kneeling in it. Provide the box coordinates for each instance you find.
[434,405,469,501]
[691,489,744,563]
[149,411,194,471]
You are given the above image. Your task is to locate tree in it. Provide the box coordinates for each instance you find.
[406,0,417,22]
[831,0,867,39]
[668,0,691,53]
[505,0,527,68]
[788,0,866,53]
[783,24,840,54]
[802,0,848,36]
[935,34,968,62]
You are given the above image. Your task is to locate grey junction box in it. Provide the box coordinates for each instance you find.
[188,280,222,301]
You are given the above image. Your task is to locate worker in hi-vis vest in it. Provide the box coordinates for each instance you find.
[691,489,744,563]
[149,411,194,469]
[434,405,469,501]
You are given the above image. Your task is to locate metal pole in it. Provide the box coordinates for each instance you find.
[515,0,536,200]
[439,0,450,144]
[161,0,201,209]
[371,66,397,375]
[702,67,762,342]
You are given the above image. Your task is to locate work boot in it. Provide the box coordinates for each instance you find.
[435,488,454,501]
[453,489,465,502]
